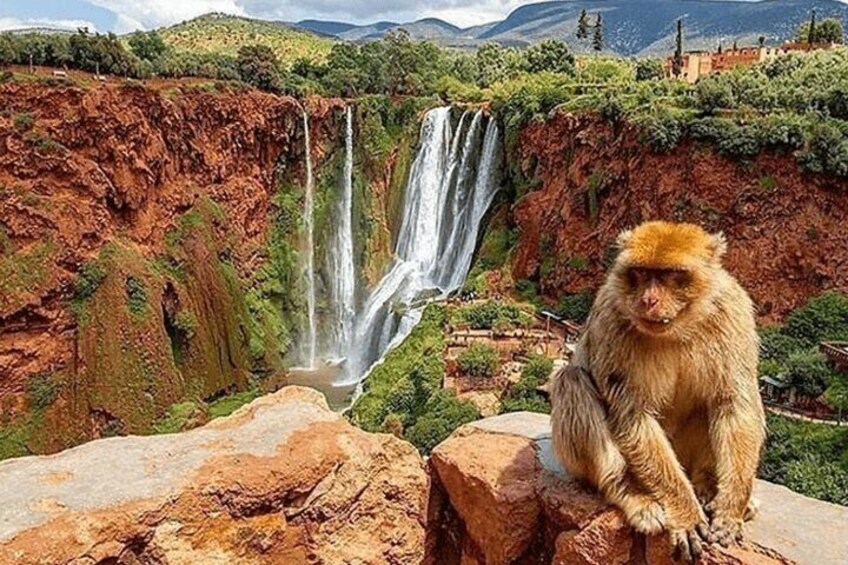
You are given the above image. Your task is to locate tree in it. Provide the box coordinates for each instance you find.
[237,44,280,92]
[592,14,604,51]
[672,19,684,78]
[635,58,664,81]
[523,39,575,74]
[576,9,590,40]
[759,35,766,48]
[798,17,844,44]
[717,42,723,54]
[809,9,817,46]
[128,31,167,62]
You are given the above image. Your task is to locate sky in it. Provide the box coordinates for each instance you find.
[0,0,529,32]
[0,0,842,33]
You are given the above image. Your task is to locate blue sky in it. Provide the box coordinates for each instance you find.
[0,0,840,32]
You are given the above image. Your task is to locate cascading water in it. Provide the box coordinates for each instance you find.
[328,106,357,360]
[341,106,501,385]
[300,110,318,369]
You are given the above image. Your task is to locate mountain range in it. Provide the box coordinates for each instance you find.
[295,0,848,55]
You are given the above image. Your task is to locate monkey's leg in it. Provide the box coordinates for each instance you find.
[551,367,665,535]
[707,397,765,546]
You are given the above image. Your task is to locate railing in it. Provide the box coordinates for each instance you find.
[820,342,848,366]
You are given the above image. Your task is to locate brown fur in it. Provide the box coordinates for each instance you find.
[550,221,765,561]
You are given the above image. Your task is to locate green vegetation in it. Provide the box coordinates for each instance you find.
[405,391,481,454]
[556,290,594,324]
[797,17,844,45]
[451,301,532,330]
[500,354,553,414]
[0,240,54,312]
[349,305,480,453]
[761,414,848,505]
[758,292,848,408]
[208,389,262,418]
[26,373,60,411]
[457,343,500,378]
[125,275,148,317]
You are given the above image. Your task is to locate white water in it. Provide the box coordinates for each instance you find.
[301,110,317,369]
[328,106,357,360]
[341,106,501,384]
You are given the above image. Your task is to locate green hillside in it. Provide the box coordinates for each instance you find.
[159,13,334,65]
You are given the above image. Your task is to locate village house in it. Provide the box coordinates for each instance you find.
[666,41,833,83]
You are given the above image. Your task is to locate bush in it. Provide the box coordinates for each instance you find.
[405,391,480,454]
[556,290,594,324]
[760,414,848,505]
[500,354,553,415]
[73,261,107,300]
[125,276,148,316]
[26,373,59,411]
[521,354,554,382]
[759,325,804,362]
[635,108,684,152]
[783,349,836,398]
[457,343,500,378]
[634,59,664,81]
[798,122,848,178]
[695,77,736,115]
[12,112,34,132]
[454,301,529,330]
[784,291,848,347]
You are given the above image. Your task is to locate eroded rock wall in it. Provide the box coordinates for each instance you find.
[511,112,848,321]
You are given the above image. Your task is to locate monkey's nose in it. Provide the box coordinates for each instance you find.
[642,296,659,310]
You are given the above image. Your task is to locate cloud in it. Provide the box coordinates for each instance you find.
[81,0,524,31]
[0,16,98,32]
[85,0,246,32]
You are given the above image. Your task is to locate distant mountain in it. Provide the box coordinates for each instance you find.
[158,13,333,63]
[292,0,848,55]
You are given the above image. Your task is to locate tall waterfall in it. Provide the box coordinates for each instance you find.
[300,110,317,369]
[342,106,501,384]
[328,107,357,360]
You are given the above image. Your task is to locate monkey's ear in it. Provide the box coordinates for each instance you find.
[616,229,633,250]
[708,232,727,262]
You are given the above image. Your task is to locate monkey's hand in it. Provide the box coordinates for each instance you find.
[669,518,710,563]
[668,506,709,563]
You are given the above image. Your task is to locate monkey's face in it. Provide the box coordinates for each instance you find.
[622,267,699,336]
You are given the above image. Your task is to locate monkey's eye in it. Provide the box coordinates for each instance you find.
[670,270,693,288]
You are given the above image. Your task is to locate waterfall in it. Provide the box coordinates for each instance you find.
[300,110,317,369]
[341,106,501,384]
[328,106,357,360]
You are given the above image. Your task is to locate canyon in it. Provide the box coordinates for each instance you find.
[3,79,848,457]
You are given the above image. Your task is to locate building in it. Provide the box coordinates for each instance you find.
[666,42,832,83]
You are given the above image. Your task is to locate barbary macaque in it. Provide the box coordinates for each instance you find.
[551,221,765,561]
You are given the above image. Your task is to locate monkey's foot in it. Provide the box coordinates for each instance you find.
[626,501,666,535]
[708,515,744,547]
[670,525,706,563]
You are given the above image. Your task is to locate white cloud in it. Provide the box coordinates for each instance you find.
[82,0,525,31]
[85,0,246,31]
[0,17,98,32]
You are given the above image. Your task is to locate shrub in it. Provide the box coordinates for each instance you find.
[500,354,553,415]
[405,391,479,454]
[12,112,34,132]
[784,291,848,347]
[635,109,683,152]
[174,311,198,339]
[759,325,804,362]
[454,301,529,330]
[798,122,848,179]
[125,276,148,316]
[521,354,554,382]
[783,349,835,398]
[26,373,59,411]
[557,290,594,324]
[73,261,107,300]
[696,77,736,115]
[457,343,500,378]
[634,59,664,81]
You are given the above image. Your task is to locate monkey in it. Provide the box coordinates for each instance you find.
[550,221,765,562]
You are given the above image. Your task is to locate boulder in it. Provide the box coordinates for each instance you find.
[428,412,846,565]
[0,386,428,564]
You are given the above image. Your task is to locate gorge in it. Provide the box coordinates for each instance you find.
[2,76,848,487]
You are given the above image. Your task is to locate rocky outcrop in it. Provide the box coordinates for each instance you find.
[428,413,847,565]
[1,389,843,564]
[512,112,848,321]
[0,386,428,564]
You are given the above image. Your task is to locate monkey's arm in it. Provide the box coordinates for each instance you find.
[707,389,765,544]
[608,405,707,529]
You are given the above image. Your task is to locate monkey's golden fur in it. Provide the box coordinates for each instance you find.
[551,221,765,561]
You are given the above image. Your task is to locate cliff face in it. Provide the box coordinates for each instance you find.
[0,82,348,455]
[511,112,848,321]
